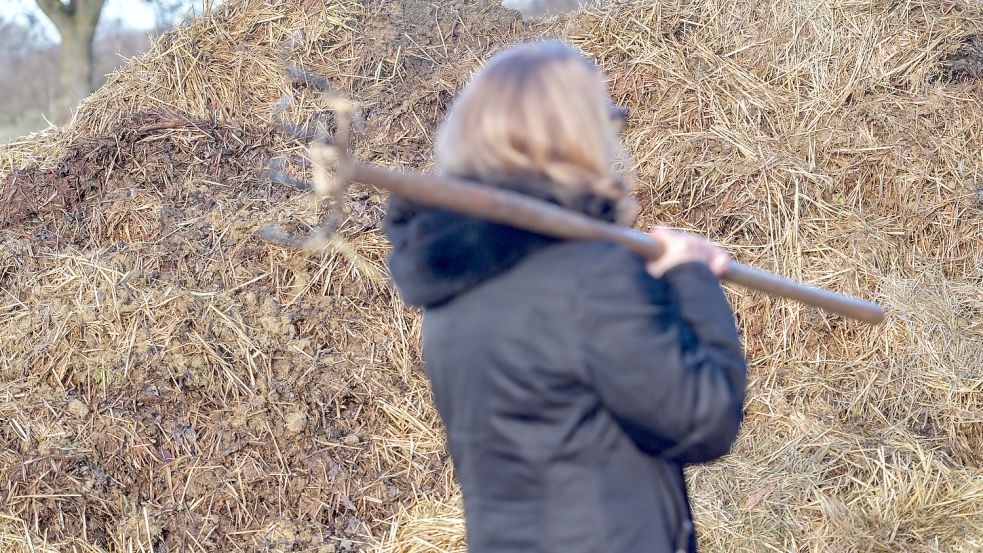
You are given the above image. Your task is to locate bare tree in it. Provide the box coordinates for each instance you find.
[0,16,58,140]
[34,0,108,120]
[502,0,587,18]
[33,0,198,121]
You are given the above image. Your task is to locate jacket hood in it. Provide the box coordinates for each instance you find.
[382,174,621,308]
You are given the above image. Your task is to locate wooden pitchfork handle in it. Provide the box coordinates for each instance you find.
[351,164,886,325]
[268,62,884,324]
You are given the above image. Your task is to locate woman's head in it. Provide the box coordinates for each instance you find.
[435,40,632,202]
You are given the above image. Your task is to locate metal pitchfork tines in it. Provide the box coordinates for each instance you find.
[259,61,360,250]
[261,66,886,325]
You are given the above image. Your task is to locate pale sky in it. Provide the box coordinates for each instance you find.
[9,1,203,42]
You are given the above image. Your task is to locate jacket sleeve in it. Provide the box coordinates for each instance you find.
[579,246,747,464]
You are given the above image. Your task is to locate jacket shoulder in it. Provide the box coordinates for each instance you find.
[491,241,662,310]
[527,240,647,278]
[566,241,664,303]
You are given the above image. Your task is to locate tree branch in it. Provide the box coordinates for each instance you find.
[34,0,73,31]
[76,0,108,29]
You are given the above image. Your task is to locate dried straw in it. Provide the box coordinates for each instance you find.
[2,0,982,551]
[2,1,522,551]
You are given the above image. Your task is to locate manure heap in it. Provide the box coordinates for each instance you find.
[2,0,982,551]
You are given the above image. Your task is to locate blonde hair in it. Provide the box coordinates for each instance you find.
[435,40,633,202]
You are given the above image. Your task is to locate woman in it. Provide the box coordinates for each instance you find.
[383,40,746,553]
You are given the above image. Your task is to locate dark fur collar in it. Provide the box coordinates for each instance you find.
[383,174,619,307]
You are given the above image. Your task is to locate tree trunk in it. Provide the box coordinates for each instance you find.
[56,24,96,120]
[35,0,107,122]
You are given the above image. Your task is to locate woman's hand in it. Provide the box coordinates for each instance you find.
[645,227,730,278]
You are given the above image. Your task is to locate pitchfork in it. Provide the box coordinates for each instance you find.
[260,64,886,325]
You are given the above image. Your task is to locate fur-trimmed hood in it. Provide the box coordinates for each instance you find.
[382,175,621,308]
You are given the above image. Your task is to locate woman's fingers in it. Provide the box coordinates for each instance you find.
[708,248,730,277]
[646,227,730,278]
[648,226,677,244]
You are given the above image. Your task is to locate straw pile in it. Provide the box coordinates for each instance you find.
[1,1,523,551]
[2,0,982,551]
[561,1,983,550]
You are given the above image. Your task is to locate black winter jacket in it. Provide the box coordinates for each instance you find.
[383,176,747,553]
